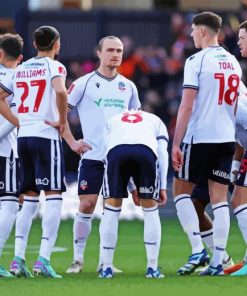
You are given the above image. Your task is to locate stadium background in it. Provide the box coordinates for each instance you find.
[1,2,247,295]
[1,0,247,220]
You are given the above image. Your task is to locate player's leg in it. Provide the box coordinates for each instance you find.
[192,183,233,272]
[173,143,208,275]
[10,138,39,277]
[0,153,19,277]
[99,198,122,278]
[200,142,235,276]
[135,146,164,278]
[66,159,103,273]
[99,145,132,278]
[230,150,247,276]
[141,197,164,279]
[32,139,66,278]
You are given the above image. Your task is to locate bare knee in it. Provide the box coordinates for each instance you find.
[140,199,158,208]
[172,177,194,197]
[79,195,98,214]
[231,186,247,209]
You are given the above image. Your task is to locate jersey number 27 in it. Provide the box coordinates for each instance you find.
[16,80,46,113]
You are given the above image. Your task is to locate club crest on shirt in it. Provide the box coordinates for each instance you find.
[118,82,126,91]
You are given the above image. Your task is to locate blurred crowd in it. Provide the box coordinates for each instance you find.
[61,11,247,176]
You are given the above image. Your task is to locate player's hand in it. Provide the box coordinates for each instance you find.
[172,144,183,171]
[230,160,241,184]
[70,139,92,155]
[131,189,141,206]
[230,171,238,184]
[45,120,66,134]
[58,122,67,135]
[45,120,60,129]
[158,189,167,206]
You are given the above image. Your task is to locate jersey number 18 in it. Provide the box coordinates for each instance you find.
[214,73,240,106]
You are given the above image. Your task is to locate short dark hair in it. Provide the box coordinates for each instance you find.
[193,12,222,33]
[0,33,23,60]
[239,20,247,31]
[97,36,120,51]
[33,26,60,51]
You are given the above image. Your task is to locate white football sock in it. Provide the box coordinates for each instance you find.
[73,212,92,262]
[99,204,121,270]
[211,202,230,267]
[201,228,230,262]
[0,198,19,256]
[15,196,39,259]
[143,205,161,270]
[174,194,204,254]
[39,195,63,261]
[234,204,247,245]
[201,229,214,254]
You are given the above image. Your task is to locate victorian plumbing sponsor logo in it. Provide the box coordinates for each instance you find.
[212,170,230,179]
[139,186,154,194]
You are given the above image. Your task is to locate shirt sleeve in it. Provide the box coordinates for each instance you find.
[0,103,16,138]
[0,73,14,95]
[183,55,200,90]
[50,61,67,81]
[157,120,169,189]
[128,81,141,110]
[68,77,86,109]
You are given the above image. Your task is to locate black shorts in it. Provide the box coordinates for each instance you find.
[0,151,19,199]
[77,159,104,195]
[18,137,66,194]
[102,144,159,200]
[174,142,235,185]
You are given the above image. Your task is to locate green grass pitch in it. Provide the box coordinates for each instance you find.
[0,219,247,296]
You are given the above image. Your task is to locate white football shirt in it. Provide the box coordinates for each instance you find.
[236,82,247,149]
[183,46,242,144]
[0,57,67,140]
[0,64,17,157]
[106,110,169,189]
[68,70,141,160]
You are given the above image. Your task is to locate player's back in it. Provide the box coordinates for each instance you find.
[106,110,168,156]
[184,46,242,144]
[13,57,66,140]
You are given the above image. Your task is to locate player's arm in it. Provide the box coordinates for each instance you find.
[230,142,244,183]
[0,87,19,127]
[128,81,141,110]
[157,124,169,206]
[52,77,68,134]
[172,88,197,171]
[62,122,92,155]
[127,178,140,206]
